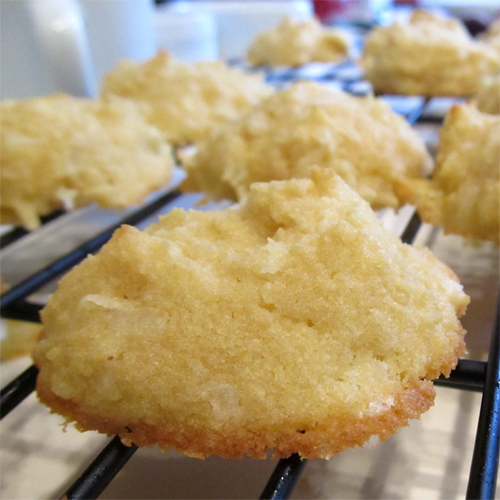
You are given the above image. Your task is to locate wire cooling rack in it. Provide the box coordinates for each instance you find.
[1,57,499,499]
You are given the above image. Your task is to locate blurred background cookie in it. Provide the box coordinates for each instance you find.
[0,94,174,229]
[101,51,273,146]
[181,81,432,210]
[247,16,350,67]
[361,9,499,96]
[475,74,500,114]
[396,103,500,244]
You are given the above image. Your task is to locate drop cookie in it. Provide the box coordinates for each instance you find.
[34,168,468,459]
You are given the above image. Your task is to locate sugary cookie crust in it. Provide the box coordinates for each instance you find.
[34,169,468,459]
[361,10,500,96]
[181,81,432,209]
[101,51,273,146]
[0,94,174,229]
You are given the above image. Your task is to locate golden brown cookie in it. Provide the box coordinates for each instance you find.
[396,104,500,244]
[361,10,499,96]
[101,51,273,146]
[181,81,432,210]
[1,94,174,229]
[34,168,468,460]
[475,74,500,115]
[247,16,349,66]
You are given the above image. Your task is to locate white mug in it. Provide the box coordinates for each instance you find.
[0,0,157,99]
[155,6,219,62]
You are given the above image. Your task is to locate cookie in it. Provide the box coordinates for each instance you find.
[0,94,174,229]
[34,168,468,459]
[361,10,499,96]
[247,16,349,66]
[396,104,500,244]
[181,81,432,210]
[1,320,42,361]
[476,74,500,115]
[101,51,273,146]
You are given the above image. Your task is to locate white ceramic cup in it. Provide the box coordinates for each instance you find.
[0,0,157,99]
[155,6,219,62]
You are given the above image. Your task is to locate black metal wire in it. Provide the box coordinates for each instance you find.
[466,297,500,499]
[1,300,43,323]
[0,364,39,419]
[435,359,487,393]
[400,211,422,245]
[60,436,138,500]
[259,454,306,500]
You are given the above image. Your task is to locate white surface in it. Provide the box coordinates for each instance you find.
[0,0,157,99]
[1,0,59,99]
[28,0,98,97]
[155,7,219,61]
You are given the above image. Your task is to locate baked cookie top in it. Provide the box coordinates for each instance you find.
[0,94,174,229]
[361,9,499,96]
[247,16,349,66]
[34,168,468,460]
[476,74,500,115]
[181,81,432,210]
[101,51,273,146]
[396,104,500,245]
